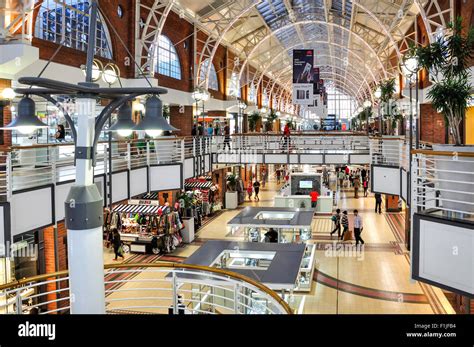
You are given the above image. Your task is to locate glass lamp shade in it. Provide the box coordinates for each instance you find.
[1,88,16,100]
[133,96,179,135]
[4,97,47,133]
[238,101,247,110]
[108,104,136,136]
[357,106,364,113]
[102,64,120,85]
[363,100,372,108]
[374,87,382,99]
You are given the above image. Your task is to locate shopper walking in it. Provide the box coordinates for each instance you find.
[353,175,360,199]
[276,169,281,184]
[375,192,382,214]
[330,208,341,238]
[340,210,349,240]
[223,122,231,151]
[338,169,345,188]
[309,190,320,209]
[353,210,365,247]
[253,180,261,201]
[363,179,369,197]
[283,123,291,151]
[112,229,124,261]
[246,182,253,201]
[191,124,197,137]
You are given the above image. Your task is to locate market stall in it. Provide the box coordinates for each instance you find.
[104,200,184,254]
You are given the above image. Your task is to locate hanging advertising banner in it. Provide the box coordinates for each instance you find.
[292,49,314,105]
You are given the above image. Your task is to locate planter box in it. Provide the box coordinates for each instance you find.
[225,191,238,209]
[432,144,474,214]
[181,217,195,243]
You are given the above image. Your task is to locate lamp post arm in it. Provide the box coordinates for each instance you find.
[42,95,77,145]
[92,93,141,165]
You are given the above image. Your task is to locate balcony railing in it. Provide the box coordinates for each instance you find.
[412,149,474,220]
[0,133,373,196]
[0,263,292,315]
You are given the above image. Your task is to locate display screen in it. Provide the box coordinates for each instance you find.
[299,181,313,189]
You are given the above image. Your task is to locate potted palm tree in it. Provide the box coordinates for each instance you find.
[265,109,278,132]
[412,17,474,146]
[412,17,474,213]
[378,78,403,135]
[225,173,239,209]
[248,111,261,132]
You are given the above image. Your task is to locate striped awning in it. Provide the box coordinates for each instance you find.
[137,192,159,200]
[112,204,165,214]
[185,181,213,190]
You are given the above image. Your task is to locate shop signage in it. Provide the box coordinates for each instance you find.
[128,199,160,206]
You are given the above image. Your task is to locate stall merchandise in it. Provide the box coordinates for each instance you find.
[103,201,184,254]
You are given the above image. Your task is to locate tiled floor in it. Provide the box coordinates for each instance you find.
[106,176,456,314]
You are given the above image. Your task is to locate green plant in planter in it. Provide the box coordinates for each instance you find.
[358,106,373,130]
[378,78,402,135]
[265,109,278,132]
[411,17,474,145]
[248,111,261,132]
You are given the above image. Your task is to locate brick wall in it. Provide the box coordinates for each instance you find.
[0,79,12,149]
[157,10,194,92]
[31,0,135,79]
[169,105,193,137]
[42,222,69,313]
[420,103,448,144]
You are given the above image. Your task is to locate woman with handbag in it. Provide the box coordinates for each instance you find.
[112,229,125,261]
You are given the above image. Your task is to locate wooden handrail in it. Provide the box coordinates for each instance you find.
[411,149,474,157]
[0,262,293,314]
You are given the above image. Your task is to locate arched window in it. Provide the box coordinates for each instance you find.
[153,35,181,79]
[35,0,113,59]
[249,83,257,104]
[200,59,219,91]
[262,88,269,107]
[228,72,241,98]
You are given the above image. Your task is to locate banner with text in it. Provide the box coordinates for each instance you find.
[293,49,314,105]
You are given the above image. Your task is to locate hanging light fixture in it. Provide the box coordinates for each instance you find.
[357,106,364,113]
[133,96,179,137]
[108,104,136,137]
[102,63,121,85]
[1,88,16,100]
[3,96,48,134]
[81,59,103,82]
[374,87,382,99]
[363,100,372,108]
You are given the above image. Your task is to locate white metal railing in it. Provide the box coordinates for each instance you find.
[2,138,185,194]
[0,264,292,315]
[1,134,372,195]
[370,137,405,167]
[412,150,474,219]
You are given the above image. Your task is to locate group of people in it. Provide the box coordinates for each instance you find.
[191,122,232,151]
[337,166,370,198]
[331,209,365,246]
[247,180,261,201]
